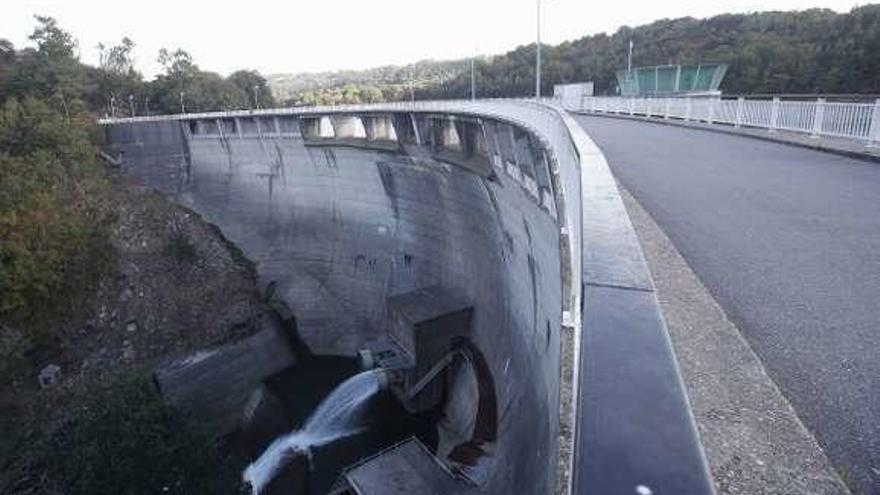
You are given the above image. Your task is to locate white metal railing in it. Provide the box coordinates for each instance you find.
[571,95,880,147]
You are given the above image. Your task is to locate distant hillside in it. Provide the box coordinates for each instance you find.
[270,5,880,104]
[268,58,471,105]
[422,5,880,98]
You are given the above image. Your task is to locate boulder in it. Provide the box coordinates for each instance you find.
[154,323,295,437]
[38,364,61,389]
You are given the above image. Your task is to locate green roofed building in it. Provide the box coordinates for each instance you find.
[616,64,727,97]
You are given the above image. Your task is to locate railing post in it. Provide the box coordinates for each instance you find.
[735,97,744,128]
[707,98,716,124]
[684,97,692,121]
[629,98,635,116]
[770,97,780,133]
[664,98,671,120]
[867,99,880,148]
[811,98,825,139]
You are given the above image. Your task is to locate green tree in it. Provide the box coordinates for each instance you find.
[149,48,260,114]
[228,69,276,108]
[10,16,86,116]
[0,97,111,375]
[94,37,143,117]
[0,39,14,97]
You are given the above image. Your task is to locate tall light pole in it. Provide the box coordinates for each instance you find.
[627,39,633,74]
[536,0,542,99]
[470,57,476,100]
[627,39,634,95]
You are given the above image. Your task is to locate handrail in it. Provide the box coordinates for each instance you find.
[571,95,880,146]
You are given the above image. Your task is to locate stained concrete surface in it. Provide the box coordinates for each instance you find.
[576,114,878,494]
[104,114,565,494]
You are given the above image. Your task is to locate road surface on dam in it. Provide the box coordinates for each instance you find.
[575,114,880,494]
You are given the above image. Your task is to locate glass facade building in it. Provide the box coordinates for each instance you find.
[616,64,727,96]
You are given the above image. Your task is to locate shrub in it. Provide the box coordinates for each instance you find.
[0,324,28,384]
[44,373,247,495]
[0,98,113,381]
[163,231,198,264]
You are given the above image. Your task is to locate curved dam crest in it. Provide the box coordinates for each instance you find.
[101,100,712,495]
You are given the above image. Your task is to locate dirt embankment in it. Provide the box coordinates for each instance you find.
[68,174,266,375]
[1,172,270,493]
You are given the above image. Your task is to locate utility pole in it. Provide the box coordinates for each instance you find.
[628,39,633,73]
[535,0,542,99]
[470,57,476,100]
[627,39,634,95]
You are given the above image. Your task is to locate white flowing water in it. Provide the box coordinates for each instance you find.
[243,369,384,494]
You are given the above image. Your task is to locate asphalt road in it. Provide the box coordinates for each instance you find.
[575,115,880,495]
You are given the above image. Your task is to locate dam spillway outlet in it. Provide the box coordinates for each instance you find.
[243,357,438,495]
[244,369,384,494]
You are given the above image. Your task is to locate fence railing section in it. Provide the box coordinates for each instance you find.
[572,96,880,146]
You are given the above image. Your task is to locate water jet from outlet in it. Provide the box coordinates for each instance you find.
[243,369,388,494]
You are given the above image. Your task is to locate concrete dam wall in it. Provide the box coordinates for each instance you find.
[100,100,712,495]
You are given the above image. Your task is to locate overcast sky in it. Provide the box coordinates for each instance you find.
[1,0,867,79]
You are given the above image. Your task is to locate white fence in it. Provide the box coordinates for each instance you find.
[570,96,880,146]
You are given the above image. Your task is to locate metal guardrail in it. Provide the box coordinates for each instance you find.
[570,96,880,146]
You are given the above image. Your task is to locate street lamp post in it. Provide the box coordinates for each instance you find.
[470,57,476,100]
[627,39,634,95]
[536,0,542,99]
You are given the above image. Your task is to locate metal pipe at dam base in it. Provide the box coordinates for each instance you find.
[99,99,713,495]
